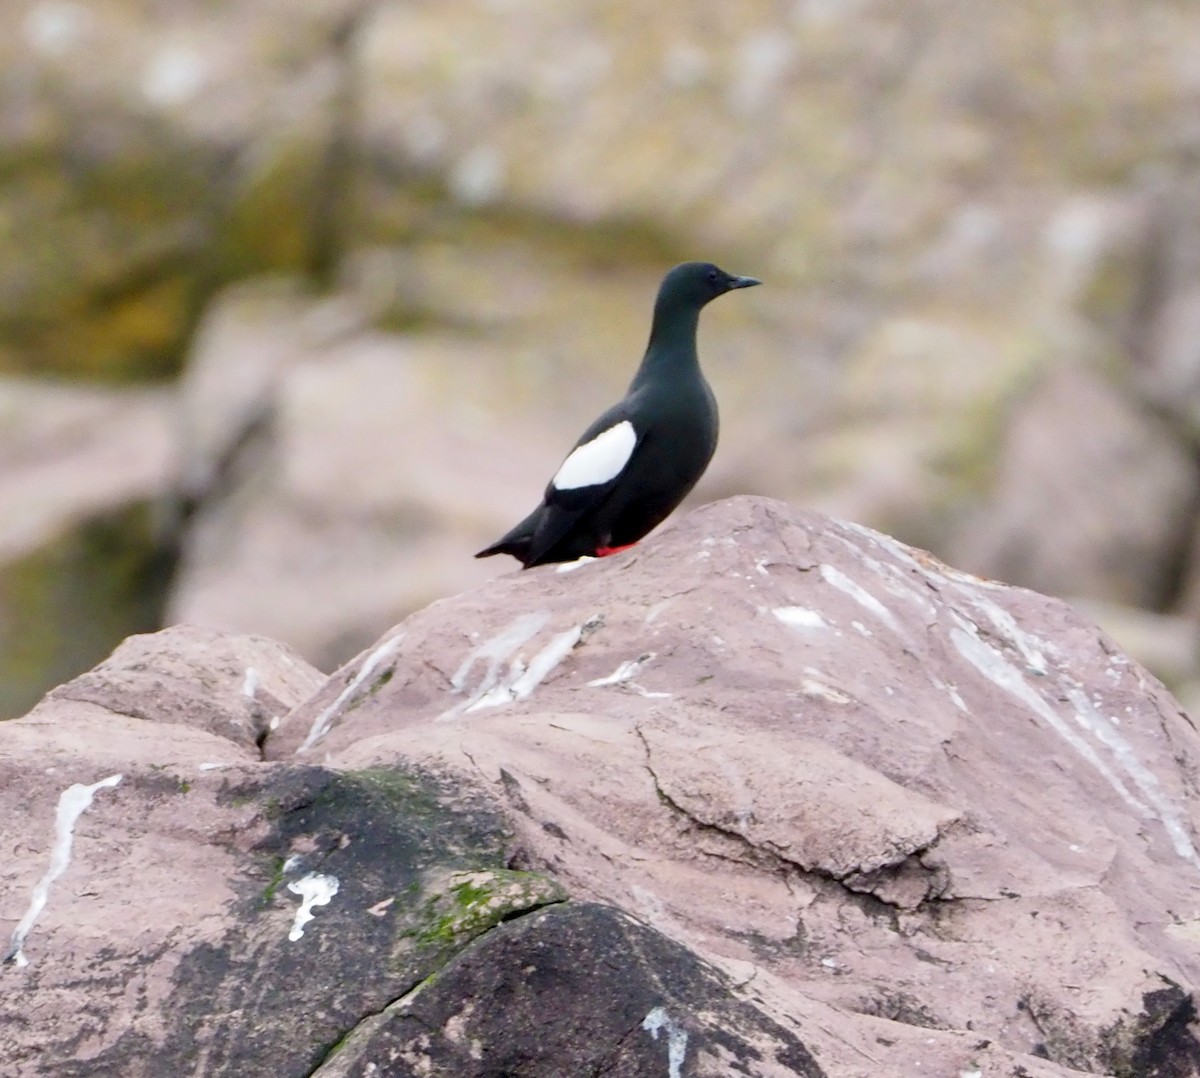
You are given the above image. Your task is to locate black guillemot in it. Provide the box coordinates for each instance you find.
[476,261,760,568]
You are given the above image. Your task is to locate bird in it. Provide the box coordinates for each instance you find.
[475,261,760,568]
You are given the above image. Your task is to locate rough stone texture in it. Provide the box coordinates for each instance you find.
[8,497,1189,1075]
[273,495,1200,1075]
[316,902,826,1078]
[1076,598,1200,717]
[40,624,324,753]
[0,666,523,1075]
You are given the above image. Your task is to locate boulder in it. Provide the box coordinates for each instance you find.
[5,496,1196,1076]
[41,624,325,753]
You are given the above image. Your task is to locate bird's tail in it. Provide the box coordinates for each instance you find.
[474,507,542,564]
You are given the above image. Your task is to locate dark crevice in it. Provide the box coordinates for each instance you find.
[302,972,429,1077]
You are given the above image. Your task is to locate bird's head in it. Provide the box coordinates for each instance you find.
[658,261,761,310]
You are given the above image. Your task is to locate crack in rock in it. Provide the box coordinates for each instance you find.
[636,726,956,913]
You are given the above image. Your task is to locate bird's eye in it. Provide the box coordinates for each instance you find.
[707,268,719,282]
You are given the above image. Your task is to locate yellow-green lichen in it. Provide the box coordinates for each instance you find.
[407,868,567,952]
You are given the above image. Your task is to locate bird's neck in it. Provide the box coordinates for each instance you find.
[633,304,702,385]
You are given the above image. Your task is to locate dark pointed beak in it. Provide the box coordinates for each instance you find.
[728,275,761,289]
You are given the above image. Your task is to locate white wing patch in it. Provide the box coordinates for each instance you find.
[552,420,637,491]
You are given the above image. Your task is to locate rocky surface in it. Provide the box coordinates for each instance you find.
[4,497,1199,1076]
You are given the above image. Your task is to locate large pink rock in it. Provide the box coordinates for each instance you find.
[4,497,1198,1076]
[269,496,1200,1075]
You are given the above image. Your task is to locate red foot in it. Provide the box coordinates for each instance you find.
[595,542,638,558]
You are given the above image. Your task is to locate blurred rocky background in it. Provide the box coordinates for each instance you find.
[5,0,1200,719]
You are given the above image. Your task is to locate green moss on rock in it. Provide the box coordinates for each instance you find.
[412,869,568,951]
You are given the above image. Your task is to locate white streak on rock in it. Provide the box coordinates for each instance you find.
[773,606,827,630]
[950,621,1148,816]
[1064,688,1199,864]
[556,556,596,573]
[296,634,404,754]
[840,520,1006,591]
[451,613,549,696]
[198,761,231,771]
[466,626,582,712]
[645,599,673,624]
[588,653,656,687]
[512,627,582,700]
[819,563,900,632]
[800,677,852,704]
[972,596,1051,674]
[242,667,260,698]
[287,873,339,942]
[642,1006,689,1078]
[5,773,123,968]
[930,677,968,713]
[839,538,940,619]
[552,421,636,491]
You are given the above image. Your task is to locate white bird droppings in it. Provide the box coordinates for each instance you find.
[773,606,827,630]
[242,667,260,698]
[508,626,583,701]
[819,563,900,632]
[5,772,123,967]
[296,634,404,754]
[466,626,583,712]
[973,597,1049,675]
[800,677,852,704]
[551,421,636,491]
[451,613,548,696]
[588,653,656,687]
[555,556,596,573]
[1064,687,1199,864]
[950,621,1150,817]
[288,873,339,942]
[642,1006,689,1078]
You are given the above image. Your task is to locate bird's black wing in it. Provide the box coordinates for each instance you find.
[522,394,647,566]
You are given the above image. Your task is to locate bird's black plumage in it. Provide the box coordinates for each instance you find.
[476,261,760,568]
